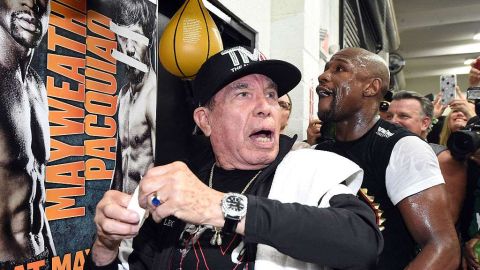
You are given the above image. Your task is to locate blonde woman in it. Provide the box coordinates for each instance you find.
[439,109,469,146]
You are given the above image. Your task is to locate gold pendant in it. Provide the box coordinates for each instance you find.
[210,227,222,246]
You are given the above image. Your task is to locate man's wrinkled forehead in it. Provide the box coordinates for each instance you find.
[227,74,277,91]
[212,74,278,102]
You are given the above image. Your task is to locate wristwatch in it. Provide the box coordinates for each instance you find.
[221,193,248,234]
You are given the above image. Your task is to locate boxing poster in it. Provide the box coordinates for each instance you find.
[0,0,158,268]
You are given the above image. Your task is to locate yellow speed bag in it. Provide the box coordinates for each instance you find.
[159,0,223,79]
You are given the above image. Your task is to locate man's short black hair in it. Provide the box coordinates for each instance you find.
[115,0,156,43]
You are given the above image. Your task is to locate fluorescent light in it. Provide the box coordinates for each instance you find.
[203,0,231,23]
[464,59,475,65]
[474,33,480,40]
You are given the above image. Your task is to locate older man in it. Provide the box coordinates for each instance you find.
[315,48,459,269]
[0,0,55,265]
[86,46,382,269]
[385,90,467,224]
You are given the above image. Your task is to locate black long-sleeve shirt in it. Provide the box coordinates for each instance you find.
[85,135,382,269]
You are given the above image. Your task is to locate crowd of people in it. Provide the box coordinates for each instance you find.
[85,45,480,270]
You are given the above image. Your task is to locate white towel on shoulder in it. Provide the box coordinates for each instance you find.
[254,149,363,270]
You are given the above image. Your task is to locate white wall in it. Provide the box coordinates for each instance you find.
[406,74,470,96]
[218,0,340,140]
[217,0,272,53]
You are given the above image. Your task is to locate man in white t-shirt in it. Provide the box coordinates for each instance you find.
[385,90,467,224]
[315,47,460,270]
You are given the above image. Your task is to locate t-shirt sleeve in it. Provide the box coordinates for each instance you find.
[386,136,445,205]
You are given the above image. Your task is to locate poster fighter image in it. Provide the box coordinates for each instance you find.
[110,0,157,195]
[0,0,55,266]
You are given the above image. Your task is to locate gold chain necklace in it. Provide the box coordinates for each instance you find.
[208,163,262,194]
[208,163,262,246]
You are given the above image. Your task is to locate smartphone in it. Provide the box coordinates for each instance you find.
[440,74,457,105]
[467,87,480,100]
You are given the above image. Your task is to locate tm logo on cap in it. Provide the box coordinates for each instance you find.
[221,46,267,72]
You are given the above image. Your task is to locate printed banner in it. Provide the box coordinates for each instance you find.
[0,0,158,268]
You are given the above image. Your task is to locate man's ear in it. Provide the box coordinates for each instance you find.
[364,78,382,97]
[193,107,212,136]
[421,116,432,133]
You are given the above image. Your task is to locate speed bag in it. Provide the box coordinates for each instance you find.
[159,0,223,79]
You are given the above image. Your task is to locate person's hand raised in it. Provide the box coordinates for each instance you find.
[433,92,448,119]
[469,57,480,87]
[449,87,476,119]
[307,118,322,145]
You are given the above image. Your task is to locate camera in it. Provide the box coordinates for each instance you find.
[379,101,390,112]
[447,87,480,161]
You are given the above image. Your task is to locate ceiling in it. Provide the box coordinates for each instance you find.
[392,0,480,95]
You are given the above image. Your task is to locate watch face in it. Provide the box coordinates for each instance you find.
[222,193,247,218]
[226,196,245,211]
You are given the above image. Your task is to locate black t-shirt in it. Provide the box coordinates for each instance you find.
[316,119,416,270]
[170,166,261,270]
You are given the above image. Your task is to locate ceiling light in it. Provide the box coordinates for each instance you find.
[474,33,480,40]
[464,59,475,65]
[203,0,231,23]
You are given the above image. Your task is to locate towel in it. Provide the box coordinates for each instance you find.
[254,149,363,270]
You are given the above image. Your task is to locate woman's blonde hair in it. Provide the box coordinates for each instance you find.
[439,112,453,146]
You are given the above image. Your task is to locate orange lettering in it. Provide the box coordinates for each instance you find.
[86,56,116,74]
[50,138,84,162]
[47,76,85,102]
[47,54,85,84]
[48,25,86,54]
[86,36,116,64]
[48,97,84,136]
[46,161,85,186]
[85,115,116,137]
[85,138,116,160]
[87,10,115,40]
[85,158,113,180]
[50,1,86,37]
[86,68,116,94]
[27,260,45,270]
[51,253,71,270]
[73,250,85,270]
[85,91,117,116]
[46,187,85,220]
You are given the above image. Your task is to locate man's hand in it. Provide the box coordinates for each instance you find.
[139,161,225,228]
[469,57,480,87]
[465,237,480,269]
[92,190,141,266]
[307,118,322,145]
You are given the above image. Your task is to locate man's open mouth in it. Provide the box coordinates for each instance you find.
[250,129,274,143]
[15,13,40,33]
[316,86,333,97]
